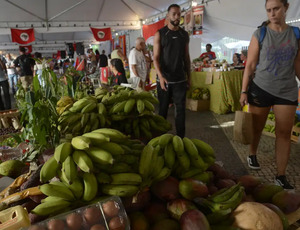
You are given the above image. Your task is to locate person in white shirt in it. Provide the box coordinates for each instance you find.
[128,37,147,89]
[5,53,18,94]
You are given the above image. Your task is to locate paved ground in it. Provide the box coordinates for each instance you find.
[166,107,300,191]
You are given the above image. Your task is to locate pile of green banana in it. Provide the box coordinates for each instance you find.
[36,128,145,216]
[194,183,244,227]
[145,134,216,184]
[56,96,74,115]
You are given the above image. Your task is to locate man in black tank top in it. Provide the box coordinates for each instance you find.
[153,4,191,138]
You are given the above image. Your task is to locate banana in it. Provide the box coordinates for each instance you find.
[71,136,91,150]
[110,173,142,185]
[111,100,127,114]
[64,178,84,200]
[140,118,150,130]
[31,199,71,216]
[164,142,176,169]
[98,114,106,127]
[101,162,132,174]
[206,208,232,225]
[209,183,241,203]
[136,99,145,113]
[191,138,215,158]
[97,102,107,115]
[176,151,190,171]
[39,183,75,201]
[114,154,139,165]
[82,132,109,146]
[139,144,155,180]
[81,101,97,113]
[41,196,67,203]
[172,135,185,153]
[210,187,244,211]
[99,142,125,155]
[148,136,160,146]
[183,137,199,159]
[54,142,73,163]
[143,99,155,111]
[82,172,98,202]
[62,156,78,184]
[86,147,114,165]
[159,133,174,147]
[72,150,94,173]
[92,128,127,141]
[180,168,204,179]
[152,167,171,183]
[140,125,152,140]
[81,113,90,127]
[96,172,112,184]
[101,184,139,197]
[40,156,60,183]
[191,171,214,184]
[124,98,136,114]
[151,156,165,179]
[72,122,82,135]
[90,120,100,132]
[72,98,93,111]
[133,126,140,139]
[83,124,91,133]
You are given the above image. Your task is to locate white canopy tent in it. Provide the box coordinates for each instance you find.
[0,0,298,54]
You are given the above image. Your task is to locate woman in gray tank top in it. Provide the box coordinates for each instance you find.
[239,0,300,189]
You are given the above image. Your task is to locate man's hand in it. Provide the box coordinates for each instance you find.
[159,77,168,91]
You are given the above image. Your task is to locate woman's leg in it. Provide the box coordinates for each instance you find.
[248,104,271,155]
[272,105,296,175]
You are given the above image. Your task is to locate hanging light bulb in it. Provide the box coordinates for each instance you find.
[192,1,197,6]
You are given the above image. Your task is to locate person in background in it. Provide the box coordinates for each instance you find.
[232,53,242,66]
[33,52,48,86]
[0,58,11,110]
[99,50,108,67]
[87,49,97,68]
[110,58,127,86]
[128,37,147,89]
[239,0,300,189]
[111,45,128,65]
[199,43,216,61]
[5,53,18,94]
[153,3,191,138]
[107,54,112,68]
[13,47,35,89]
[95,49,100,65]
[241,49,248,67]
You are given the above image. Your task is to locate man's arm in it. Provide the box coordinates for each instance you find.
[184,39,191,86]
[0,59,7,74]
[117,50,128,63]
[153,31,167,91]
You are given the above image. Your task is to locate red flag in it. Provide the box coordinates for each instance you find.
[19,45,32,54]
[11,28,35,44]
[90,27,112,42]
[143,19,165,42]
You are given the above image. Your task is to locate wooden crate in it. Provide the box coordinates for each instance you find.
[287,208,300,230]
[262,120,276,138]
[291,126,300,143]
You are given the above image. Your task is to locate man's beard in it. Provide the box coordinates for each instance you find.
[170,19,179,26]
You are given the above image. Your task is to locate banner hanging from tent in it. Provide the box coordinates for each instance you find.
[19,45,32,54]
[90,27,112,42]
[192,5,204,35]
[142,19,165,43]
[11,28,35,44]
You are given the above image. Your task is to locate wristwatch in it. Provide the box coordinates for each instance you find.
[241,91,247,94]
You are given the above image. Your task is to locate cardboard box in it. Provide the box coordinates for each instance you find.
[186,98,210,111]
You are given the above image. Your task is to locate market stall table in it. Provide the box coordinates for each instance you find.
[190,70,243,114]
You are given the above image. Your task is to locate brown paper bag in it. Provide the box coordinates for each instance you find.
[233,111,253,145]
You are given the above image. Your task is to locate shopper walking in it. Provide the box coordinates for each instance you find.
[239,0,300,189]
[5,53,18,94]
[0,58,11,110]
[153,4,191,138]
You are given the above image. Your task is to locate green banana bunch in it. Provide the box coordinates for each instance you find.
[40,156,60,183]
[209,183,241,203]
[64,178,84,200]
[31,198,71,216]
[39,182,75,201]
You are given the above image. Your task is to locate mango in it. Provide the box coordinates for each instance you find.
[272,190,300,214]
[0,160,25,178]
[179,179,209,200]
[253,183,283,203]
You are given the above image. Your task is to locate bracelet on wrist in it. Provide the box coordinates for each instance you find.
[241,91,247,94]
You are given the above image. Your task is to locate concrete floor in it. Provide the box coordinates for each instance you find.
[166,107,300,191]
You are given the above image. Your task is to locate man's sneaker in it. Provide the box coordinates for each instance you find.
[247,155,261,170]
[274,175,294,190]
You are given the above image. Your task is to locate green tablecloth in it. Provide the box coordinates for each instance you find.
[190,70,243,114]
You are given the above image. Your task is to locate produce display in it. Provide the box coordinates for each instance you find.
[57,86,171,140]
[188,88,210,100]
